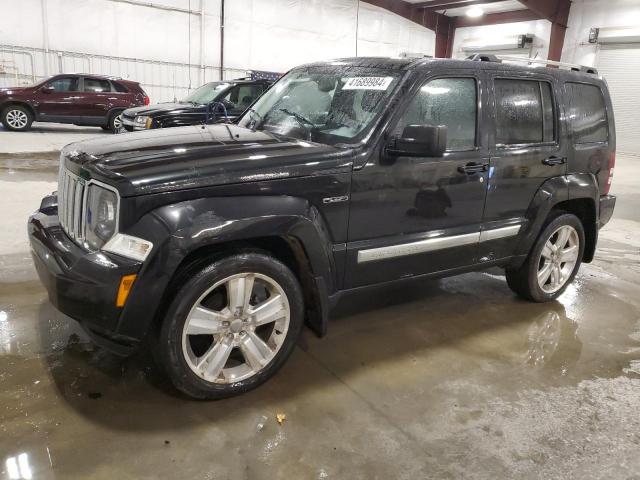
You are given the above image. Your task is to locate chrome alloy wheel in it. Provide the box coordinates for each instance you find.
[113,113,123,130]
[181,272,290,384]
[6,109,28,129]
[537,225,580,294]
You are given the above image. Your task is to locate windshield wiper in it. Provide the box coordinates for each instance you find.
[278,108,315,140]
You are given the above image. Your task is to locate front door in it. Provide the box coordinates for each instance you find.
[37,76,81,120]
[345,72,490,288]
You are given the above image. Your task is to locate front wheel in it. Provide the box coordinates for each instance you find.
[156,252,304,399]
[2,105,33,131]
[506,213,585,302]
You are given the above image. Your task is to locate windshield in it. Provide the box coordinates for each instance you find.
[237,65,403,145]
[182,82,230,104]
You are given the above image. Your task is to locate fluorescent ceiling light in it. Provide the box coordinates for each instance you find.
[466,6,484,17]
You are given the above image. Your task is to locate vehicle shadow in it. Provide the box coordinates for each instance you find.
[38,270,584,433]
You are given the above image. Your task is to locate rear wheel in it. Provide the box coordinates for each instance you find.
[506,213,584,302]
[1,105,33,131]
[156,252,304,399]
[107,111,123,132]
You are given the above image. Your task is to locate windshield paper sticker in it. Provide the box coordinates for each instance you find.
[343,77,393,91]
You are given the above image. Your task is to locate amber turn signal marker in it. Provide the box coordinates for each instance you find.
[116,274,137,307]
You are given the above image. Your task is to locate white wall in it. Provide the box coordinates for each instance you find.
[451,19,551,60]
[0,0,435,101]
[562,0,640,66]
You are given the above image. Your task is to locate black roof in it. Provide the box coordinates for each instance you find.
[303,56,603,83]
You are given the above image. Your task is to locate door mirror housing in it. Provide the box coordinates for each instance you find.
[386,124,447,158]
[41,86,55,94]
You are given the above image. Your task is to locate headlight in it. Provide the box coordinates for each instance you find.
[84,183,118,250]
[134,115,153,128]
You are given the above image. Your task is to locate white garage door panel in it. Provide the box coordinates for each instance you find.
[597,45,640,155]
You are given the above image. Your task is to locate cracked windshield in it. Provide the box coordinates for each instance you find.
[237,66,403,144]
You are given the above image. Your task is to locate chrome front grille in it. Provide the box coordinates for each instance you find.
[58,167,86,243]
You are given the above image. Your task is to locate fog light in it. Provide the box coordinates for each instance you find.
[116,274,137,307]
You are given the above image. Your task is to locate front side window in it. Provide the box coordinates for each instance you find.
[396,77,477,151]
[495,79,555,145]
[220,85,262,114]
[237,66,403,145]
[566,82,608,144]
[47,77,79,92]
[84,78,112,93]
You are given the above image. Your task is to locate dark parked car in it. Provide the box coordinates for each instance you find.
[121,78,272,131]
[0,74,149,132]
[30,56,616,399]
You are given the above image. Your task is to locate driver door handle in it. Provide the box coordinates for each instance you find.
[542,155,566,166]
[458,162,489,174]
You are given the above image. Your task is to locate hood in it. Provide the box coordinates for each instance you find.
[123,102,205,117]
[0,86,29,95]
[62,124,353,196]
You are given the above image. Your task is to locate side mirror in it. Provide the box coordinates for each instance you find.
[41,86,54,94]
[386,124,447,158]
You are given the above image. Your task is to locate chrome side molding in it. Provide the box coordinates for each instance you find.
[357,224,521,263]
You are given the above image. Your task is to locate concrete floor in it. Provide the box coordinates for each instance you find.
[1,130,640,479]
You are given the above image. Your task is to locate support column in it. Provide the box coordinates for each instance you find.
[548,22,567,62]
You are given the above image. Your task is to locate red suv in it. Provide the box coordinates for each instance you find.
[0,74,149,132]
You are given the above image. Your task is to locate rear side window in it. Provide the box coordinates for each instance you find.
[398,77,477,150]
[111,81,128,93]
[495,79,555,145]
[565,82,608,144]
[84,78,112,93]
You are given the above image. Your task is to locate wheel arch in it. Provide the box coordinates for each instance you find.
[513,174,600,264]
[1,101,36,120]
[116,196,336,341]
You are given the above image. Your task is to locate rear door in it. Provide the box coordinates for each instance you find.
[37,76,81,119]
[479,72,567,261]
[79,77,114,122]
[345,70,490,287]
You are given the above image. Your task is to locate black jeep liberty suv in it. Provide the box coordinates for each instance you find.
[29,56,616,399]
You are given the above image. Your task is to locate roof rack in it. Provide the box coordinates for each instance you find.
[465,54,598,75]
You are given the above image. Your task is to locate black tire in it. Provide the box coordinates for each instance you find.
[100,126,111,131]
[155,252,304,399]
[1,105,33,131]
[506,212,585,302]
[107,110,124,133]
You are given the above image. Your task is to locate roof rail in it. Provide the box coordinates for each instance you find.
[465,53,598,75]
[498,55,598,74]
[465,54,501,63]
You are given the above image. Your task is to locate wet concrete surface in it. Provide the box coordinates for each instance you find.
[1,152,640,479]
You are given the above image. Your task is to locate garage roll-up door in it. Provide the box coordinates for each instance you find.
[597,45,640,155]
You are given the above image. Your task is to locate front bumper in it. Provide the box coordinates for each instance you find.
[599,194,616,228]
[121,115,146,131]
[29,196,143,355]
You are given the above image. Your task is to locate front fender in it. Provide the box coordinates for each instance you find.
[115,195,335,340]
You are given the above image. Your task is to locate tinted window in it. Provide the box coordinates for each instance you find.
[222,85,263,113]
[111,81,128,93]
[495,79,558,145]
[47,77,79,92]
[398,77,477,150]
[541,82,555,142]
[84,78,112,92]
[566,82,608,144]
